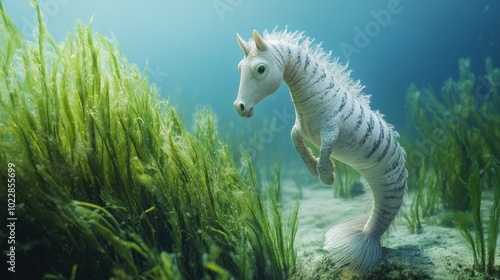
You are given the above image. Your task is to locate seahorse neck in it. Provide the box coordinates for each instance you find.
[278,42,333,114]
[281,43,313,92]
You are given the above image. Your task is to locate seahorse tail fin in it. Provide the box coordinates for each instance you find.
[323,218,382,274]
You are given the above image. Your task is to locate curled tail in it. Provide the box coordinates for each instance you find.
[324,158,407,274]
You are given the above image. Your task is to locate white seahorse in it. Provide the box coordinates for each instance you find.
[233,29,407,274]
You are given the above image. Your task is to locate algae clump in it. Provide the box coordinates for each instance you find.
[0,1,298,279]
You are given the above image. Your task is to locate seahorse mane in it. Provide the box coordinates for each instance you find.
[259,27,372,108]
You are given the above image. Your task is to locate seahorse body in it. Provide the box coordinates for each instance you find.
[233,29,407,274]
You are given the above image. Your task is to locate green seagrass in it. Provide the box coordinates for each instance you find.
[403,58,500,277]
[0,1,298,279]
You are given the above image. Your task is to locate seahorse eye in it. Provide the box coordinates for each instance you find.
[258,65,266,74]
[253,63,268,79]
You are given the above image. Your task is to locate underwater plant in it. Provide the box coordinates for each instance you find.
[401,159,440,234]
[405,58,500,222]
[0,1,298,279]
[453,154,500,276]
[331,159,363,199]
[404,57,500,276]
[405,57,500,213]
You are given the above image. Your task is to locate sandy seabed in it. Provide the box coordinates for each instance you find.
[281,177,500,280]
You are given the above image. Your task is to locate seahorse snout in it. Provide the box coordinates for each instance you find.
[233,100,254,118]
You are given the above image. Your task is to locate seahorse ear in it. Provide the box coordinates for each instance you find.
[236,33,250,56]
[252,29,267,51]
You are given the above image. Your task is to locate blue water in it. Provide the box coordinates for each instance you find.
[4,0,499,164]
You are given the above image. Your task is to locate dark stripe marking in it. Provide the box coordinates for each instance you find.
[381,146,401,175]
[304,54,310,71]
[310,71,327,87]
[354,105,365,132]
[383,167,407,187]
[332,92,347,115]
[365,119,384,159]
[296,92,316,104]
[343,100,355,122]
[358,114,374,146]
[375,132,392,162]
[320,82,335,98]
[273,45,285,61]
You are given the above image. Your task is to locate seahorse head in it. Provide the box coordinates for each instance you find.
[233,30,283,118]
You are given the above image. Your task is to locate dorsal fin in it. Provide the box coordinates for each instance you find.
[261,28,371,107]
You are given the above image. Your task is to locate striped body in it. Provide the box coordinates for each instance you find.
[233,29,407,274]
